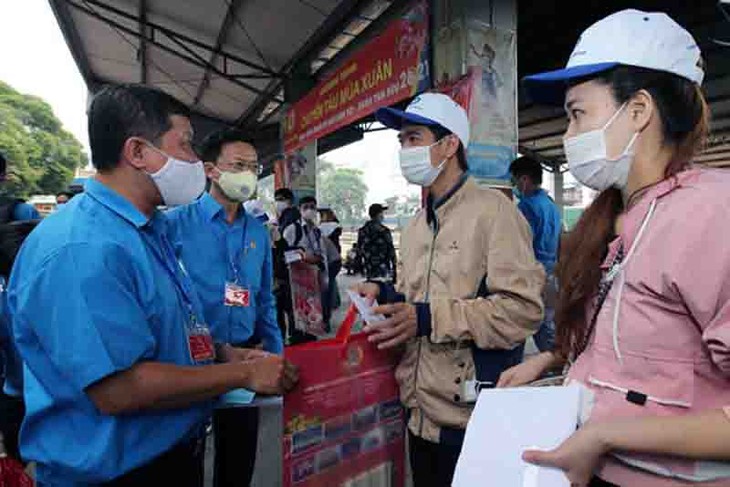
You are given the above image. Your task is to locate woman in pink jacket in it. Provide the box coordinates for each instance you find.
[499,9,730,487]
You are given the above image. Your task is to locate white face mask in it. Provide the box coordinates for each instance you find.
[216,169,257,202]
[399,140,447,187]
[147,145,206,207]
[275,201,290,215]
[302,208,318,223]
[563,103,639,191]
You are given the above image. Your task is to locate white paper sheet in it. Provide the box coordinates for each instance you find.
[452,385,582,487]
[346,289,386,324]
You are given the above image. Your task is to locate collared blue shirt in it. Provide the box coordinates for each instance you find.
[166,193,282,354]
[12,202,40,221]
[7,178,211,485]
[517,188,562,273]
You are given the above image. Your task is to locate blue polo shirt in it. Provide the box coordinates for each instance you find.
[7,179,211,485]
[12,202,40,221]
[517,188,562,274]
[166,193,282,354]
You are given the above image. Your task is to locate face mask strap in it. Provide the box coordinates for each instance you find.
[602,101,629,131]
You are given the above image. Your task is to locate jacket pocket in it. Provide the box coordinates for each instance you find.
[585,346,694,424]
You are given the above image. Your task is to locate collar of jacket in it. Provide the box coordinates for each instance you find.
[426,172,470,231]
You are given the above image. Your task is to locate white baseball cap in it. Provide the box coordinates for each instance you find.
[524,9,704,104]
[375,93,470,147]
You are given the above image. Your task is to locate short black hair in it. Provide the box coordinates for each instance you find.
[275,188,294,201]
[299,195,317,207]
[56,191,74,199]
[199,128,255,164]
[426,124,468,172]
[88,84,190,172]
[509,155,543,185]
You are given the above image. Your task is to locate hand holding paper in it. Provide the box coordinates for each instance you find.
[346,289,385,324]
[523,423,609,487]
[452,385,583,487]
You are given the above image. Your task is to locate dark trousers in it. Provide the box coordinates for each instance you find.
[0,391,24,462]
[98,435,204,487]
[408,431,463,487]
[590,477,619,486]
[275,284,315,345]
[213,407,259,487]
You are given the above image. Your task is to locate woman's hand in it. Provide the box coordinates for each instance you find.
[497,352,557,387]
[523,423,609,487]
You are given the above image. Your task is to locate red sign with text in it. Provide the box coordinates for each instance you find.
[283,307,406,487]
[283,0,430,153]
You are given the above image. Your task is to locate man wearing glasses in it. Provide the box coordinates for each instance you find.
[167,129,283,487]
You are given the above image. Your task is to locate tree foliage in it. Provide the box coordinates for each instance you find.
[0,81,87,198]
[317,159,368,226]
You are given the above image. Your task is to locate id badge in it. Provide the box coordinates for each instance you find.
[224,282,250,307]
[188,323,215,364]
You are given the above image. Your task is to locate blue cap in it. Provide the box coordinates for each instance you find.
[375,107,441,130]
[523,62,618,105]
[375,93,470,146]
[523,10,703,105]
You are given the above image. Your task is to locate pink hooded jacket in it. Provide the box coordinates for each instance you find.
[568,168,730,486]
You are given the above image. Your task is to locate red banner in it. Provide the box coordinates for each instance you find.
[283,0,430,153]
[284,308,406,487]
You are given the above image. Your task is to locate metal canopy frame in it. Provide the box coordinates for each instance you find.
[63,0,283,98]
[53,0,396,133]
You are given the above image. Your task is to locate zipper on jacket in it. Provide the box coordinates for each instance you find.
[416,216,439,438]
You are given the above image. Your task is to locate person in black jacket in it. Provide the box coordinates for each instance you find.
[272,188,299,343]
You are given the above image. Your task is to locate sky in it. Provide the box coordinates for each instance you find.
[0,0,90,151]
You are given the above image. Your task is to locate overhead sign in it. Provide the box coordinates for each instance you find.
[283,1,430,153]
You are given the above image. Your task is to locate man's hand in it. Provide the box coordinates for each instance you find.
[243,355,299,395]
[218,344,269,363]
[350,281,380,303]
[363,302,417,350]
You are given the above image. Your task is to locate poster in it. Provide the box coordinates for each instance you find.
[284,308,406,487]
[289,261,327,337]
[276,142,317,202]
[465,22,517,183]
[283,0,430,153]
[434,20,517,185]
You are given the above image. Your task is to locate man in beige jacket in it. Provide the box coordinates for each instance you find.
[355,93,545,487]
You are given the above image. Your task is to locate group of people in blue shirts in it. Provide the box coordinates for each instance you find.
[1,84,298,486]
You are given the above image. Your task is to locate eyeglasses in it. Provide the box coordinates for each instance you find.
[220,159,261,175]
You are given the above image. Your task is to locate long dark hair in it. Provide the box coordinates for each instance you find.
[555,66,710,360]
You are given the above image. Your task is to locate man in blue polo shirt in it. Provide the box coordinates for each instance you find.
[7,84,297,486]
[509,154,562,352]
[167,129,282,487]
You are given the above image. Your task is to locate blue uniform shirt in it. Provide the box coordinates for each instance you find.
[12,202,40,221]
[167,193,282,354]
[7,179,211,485]
[517,188,562,274]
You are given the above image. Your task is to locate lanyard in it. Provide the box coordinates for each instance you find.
[141,226,199,325]
[228,216,249,284]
